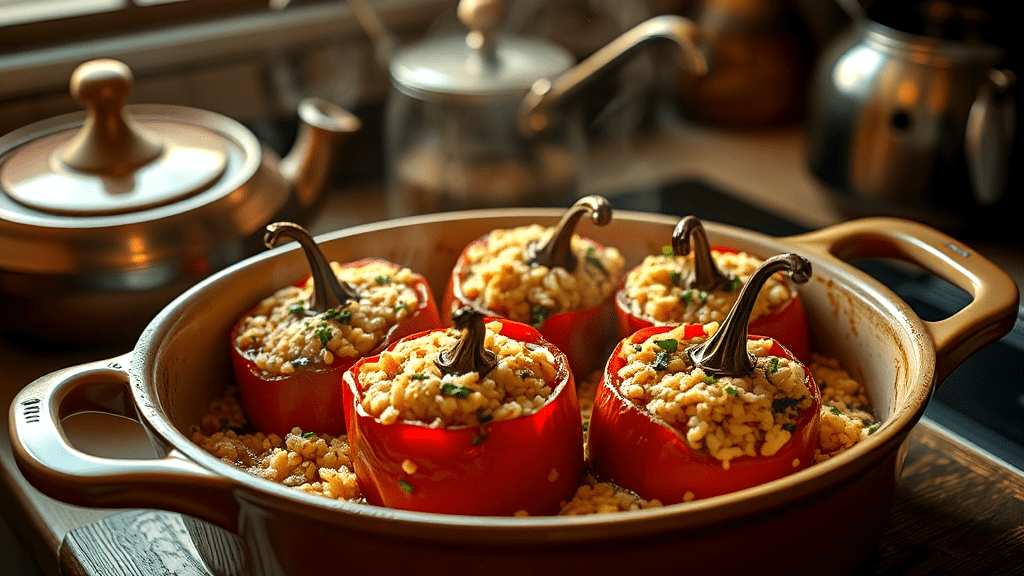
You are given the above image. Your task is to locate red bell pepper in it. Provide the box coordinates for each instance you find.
[231,224,441,437]
[444,196,620,378]
[591,254,820,503]
[615,216,810,361]
[343,311,584,516]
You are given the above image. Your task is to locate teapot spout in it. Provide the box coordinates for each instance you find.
[280,98,362,210]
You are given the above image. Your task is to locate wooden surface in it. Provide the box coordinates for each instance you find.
[51,420,1024,576]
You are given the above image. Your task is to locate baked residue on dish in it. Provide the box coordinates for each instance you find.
[190,354,877,514]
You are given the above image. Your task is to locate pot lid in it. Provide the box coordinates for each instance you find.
[389,0,574,101]
[0,59,229,217]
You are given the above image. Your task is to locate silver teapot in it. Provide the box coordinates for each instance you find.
[805,0,1015,230]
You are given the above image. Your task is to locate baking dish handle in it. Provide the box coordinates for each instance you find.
[8,352,241,532]
[786,217,1019,383]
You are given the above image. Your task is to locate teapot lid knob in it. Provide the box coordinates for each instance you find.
[458,0,504,59]
[61,59,165,174]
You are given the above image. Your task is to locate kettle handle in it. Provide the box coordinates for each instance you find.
[8,353,241,532]
[517,14,710,138]
[966,68,1016,206]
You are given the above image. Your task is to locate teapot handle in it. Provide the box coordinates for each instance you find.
[966,68,1016,206]
[517,14,710,138]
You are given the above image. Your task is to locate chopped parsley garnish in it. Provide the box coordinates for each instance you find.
[662,246,674,257]
[703,375,720,385]
[729,277,742,292]
[724,385,738,395]
[652,350,671,371]
[375,275,391,285]
[287,301,307,316]
[669,271,682,286]
[582,421,590,431]
[830,406,843,416]
[867,422,881,435]
[654,338,678,353]
[301,431,317,439]
[585,247,605,272]
[315,322,333,346]
[772,397,801,413]
[411,373,429,380]
[440,383,472,398]
[633,344,643,352]
[769,357,781,374]
[322,308,352,325]
[698,291,709,303]
[530,304,550,325]
[394,302,407,312]
[291,357,310,368]
[398,479,415,494]
[680,290,694,305]
[782,423,797,433]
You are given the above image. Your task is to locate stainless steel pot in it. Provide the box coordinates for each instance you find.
[0,59,361,345]
[805,0,1016,230]
[8,211,1018,575]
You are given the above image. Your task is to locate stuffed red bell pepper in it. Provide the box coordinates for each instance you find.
[616,215,810,361]
[231,222,441,437]
[444,195,624,378]
[590,253,820,503]
[343,307,584,516]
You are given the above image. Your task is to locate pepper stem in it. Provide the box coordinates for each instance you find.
[264,222,359,314]
[436,306,497,378]
[687,253,812,376]
[527,195,612,272]
[672,216,734,292]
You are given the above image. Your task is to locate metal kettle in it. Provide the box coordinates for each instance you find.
[379,0,709,216]
[805,0,1015,229]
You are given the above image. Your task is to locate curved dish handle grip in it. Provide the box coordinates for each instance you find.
[786,217,1019,384]
[8,353,240,532]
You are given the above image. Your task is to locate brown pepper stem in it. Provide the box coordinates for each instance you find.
[527,195,612,272]
[687,253,811,376]
[264,222,359,314]
[672,216,734,292]
[435,306,497,378]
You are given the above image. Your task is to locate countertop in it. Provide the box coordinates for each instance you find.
[2,121,1022,575]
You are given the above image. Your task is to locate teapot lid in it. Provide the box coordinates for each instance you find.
[389,0,574,101]
[0,59,233,217]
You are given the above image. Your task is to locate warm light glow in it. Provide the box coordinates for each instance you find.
[129,236,148,265]
[833,46,883,94]
[897,80,919,106]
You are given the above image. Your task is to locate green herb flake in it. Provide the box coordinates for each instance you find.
[704,375,720,385]
[680,290,694,305]
[633,344,643,352]
[582,421,590,431]
[585,247,605,272]
[440,383,472,399]
[322,308,352,325]
[782,423,797,433]
[662,246,674,257]
[375,275,391,285]
[530,304,550,325]
[654,338,678,353]
[867,422,881,435]
[698,291,709,303]
[399,479,415,494]
[411,373,429,380]
[724,385,738,395]
[830,406,843,416]
[287,301,307,316]
[772,397,801,413]
[315,322,333,346]
[301,431,317,439]
[291,357,310,368]
[729,277,742,292]
[669,271,682,286]
[652,350,671,371]
[395,302,408,312]
[769,357,781,374]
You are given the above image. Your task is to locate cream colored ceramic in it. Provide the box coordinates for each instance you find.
[8,211,1018,575]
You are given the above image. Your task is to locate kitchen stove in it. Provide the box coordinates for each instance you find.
[612,179,1024,472]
